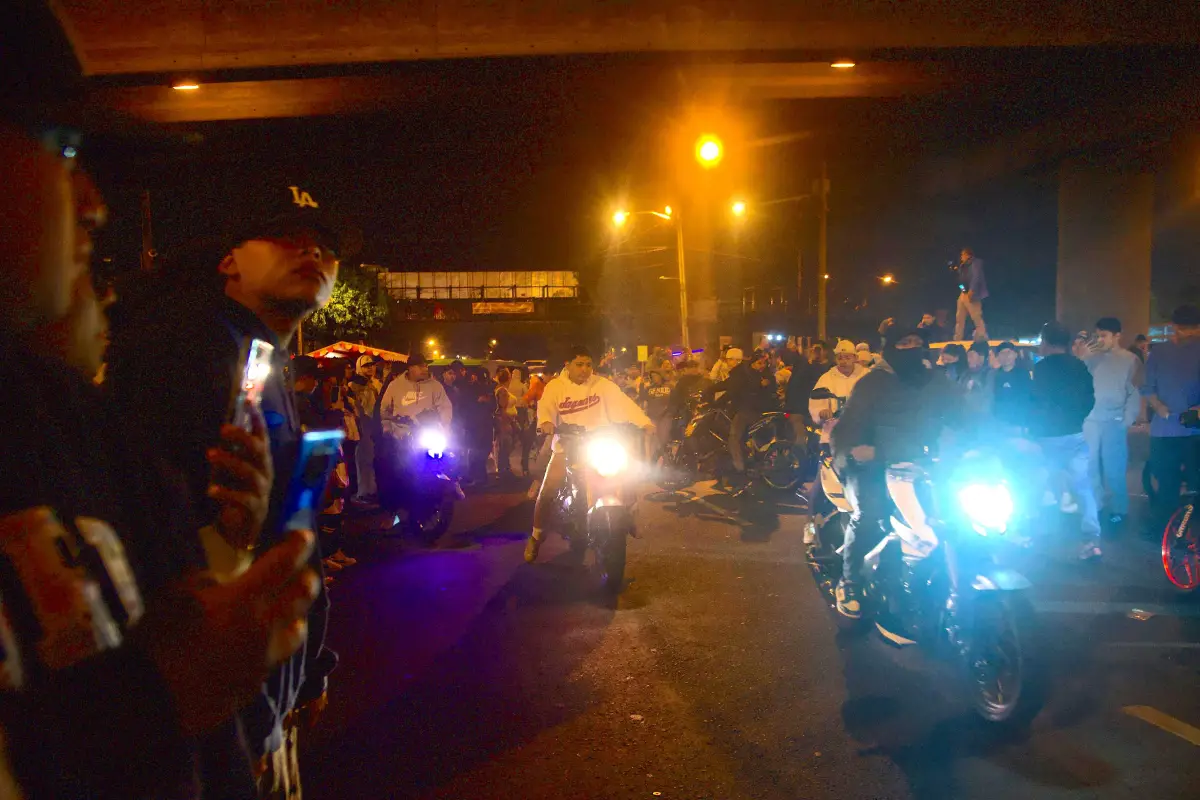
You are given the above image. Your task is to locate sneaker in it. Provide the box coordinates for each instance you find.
[1079,543,1103,561]
[835,579,862,619]
[524,533,543,564]
[323,575,335,587]
[330,549,357,566]
[1107,513,1126,526]
[1060,493,1078,514]
[803,521,817,545]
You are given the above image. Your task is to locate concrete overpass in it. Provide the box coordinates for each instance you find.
[33,1,1200,343]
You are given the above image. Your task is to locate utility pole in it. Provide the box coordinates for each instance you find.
[675,212,690,353]
[817,161,829,341]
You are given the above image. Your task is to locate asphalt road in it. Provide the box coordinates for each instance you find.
[302,473,1200,800]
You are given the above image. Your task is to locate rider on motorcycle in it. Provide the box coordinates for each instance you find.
[809,339,870,445]
[830,326,963,619]
[379,353,453,434]
[707,348,778,488]
[525,346,655,563]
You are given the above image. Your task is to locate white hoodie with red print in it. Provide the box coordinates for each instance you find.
[537,373,652,432]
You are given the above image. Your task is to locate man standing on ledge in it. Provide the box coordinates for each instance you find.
[953,247,989,341]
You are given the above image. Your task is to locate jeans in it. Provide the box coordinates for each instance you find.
[954,292,987,340]
[1083,418,1130,516]
[355,429,377,498]
[728,410,756,473]
[1039,432,1101,542]
[343,439,359,498]
[1149,436,1200,528]
[842,466,889,584]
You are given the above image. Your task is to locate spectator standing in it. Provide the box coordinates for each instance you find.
[953,247,989,340]
[959,340,995,421]
[463,368,497,484]
[1140,304,1200,531]
[349,354,383,505]
[1129,333,1150,363]
[1028,322,1101,560]
[992,341,1033,433]
[710,347,743,383]
[493,367,520,480]
[0,118,317,800]
[855,342,875,369]
[1081,317,1140,525]
[334,358,361,497]
[105,180,349,794]
[937,342,967,382]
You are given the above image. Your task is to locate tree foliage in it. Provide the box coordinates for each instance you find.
[305,264,390,342]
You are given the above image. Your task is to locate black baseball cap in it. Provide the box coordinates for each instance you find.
[996,341,1018,353]
[407,353,429,368]
[226,181,361,260]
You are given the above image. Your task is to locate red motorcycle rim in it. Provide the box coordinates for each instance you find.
[1161,505,1198,591]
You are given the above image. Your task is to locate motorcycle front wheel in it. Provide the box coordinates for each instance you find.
[598,532,627,594]
[409,496,455,544]
[963,591,1045,726]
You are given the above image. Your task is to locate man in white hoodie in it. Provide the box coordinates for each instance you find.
[809,339,870,444]
[525,346,654,563]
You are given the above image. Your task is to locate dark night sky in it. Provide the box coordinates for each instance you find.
[86,50,1200,338]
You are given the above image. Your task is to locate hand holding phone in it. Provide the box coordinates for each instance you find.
[207,397,274,551]
[229,338,275,432]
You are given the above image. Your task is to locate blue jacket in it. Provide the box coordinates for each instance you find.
[958,257,988,300]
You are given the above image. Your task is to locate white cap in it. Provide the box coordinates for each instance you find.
[726,348,744,361]
[855,342,870,352]
[834,340,857,356]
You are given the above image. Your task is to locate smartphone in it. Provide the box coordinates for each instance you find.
[228,338,275,431]
[279,429,346,535]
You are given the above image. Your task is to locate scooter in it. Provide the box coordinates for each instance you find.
[377,410,465,544]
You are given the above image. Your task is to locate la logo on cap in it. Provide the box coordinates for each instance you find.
[288,186,319,209]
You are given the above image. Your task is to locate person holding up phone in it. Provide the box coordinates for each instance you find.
[105,177,357,796]
[0,119,318,798]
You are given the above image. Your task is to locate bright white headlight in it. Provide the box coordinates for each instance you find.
[418,427,448,457]
[586,437,628,477]
[957,483,1013,534]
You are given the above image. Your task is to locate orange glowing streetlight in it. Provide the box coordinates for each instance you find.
[172,81,200,91]
[694,134,724,168]
[731,200,747,218]
[830,60,856,69]
[612,210,630,227]
[880,273,896,285]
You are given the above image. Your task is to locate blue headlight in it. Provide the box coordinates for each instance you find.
[418,427,447,458]
[957,483,1013,534]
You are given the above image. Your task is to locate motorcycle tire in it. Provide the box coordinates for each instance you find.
[598,532,627,594]
[409,497,454,545]
[654,442,695,491]
[1161,503,1199,594]
[758,441,802,492]
[962,591,1045,727]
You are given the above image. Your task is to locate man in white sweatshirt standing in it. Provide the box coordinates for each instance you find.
[525,346,655,563]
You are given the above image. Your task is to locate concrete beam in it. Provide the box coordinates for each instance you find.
[52,1,1200,77]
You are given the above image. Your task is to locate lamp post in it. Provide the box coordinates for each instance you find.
[612,207,690,351]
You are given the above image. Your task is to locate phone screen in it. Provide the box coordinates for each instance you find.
[229,338,275,431]
[279,429,346,535]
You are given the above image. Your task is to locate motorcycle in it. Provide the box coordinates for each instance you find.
[549,423,641,593]
[378,410,465,543]
[1161,408,1199,593]
[809,448,1045,726]
[804,388,851,555]
[656,396,802,495]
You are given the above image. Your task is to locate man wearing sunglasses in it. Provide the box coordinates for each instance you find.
[106,182,357,798]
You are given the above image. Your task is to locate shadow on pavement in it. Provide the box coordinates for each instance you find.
[836,615,1118,799]
[303,518,617,799]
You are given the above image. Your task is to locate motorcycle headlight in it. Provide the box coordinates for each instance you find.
[418,427,447,458]
[957,483,1013,534]
[586,437,628,477]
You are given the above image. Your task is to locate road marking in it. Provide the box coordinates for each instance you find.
[1122,706,1200,747]
[1034,600,1200,617]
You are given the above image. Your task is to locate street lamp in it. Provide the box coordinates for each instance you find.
[880,274,896,285]
[426,338,436,347]
[831,60,856,69]
[731,200,747,218]
[607,206,690,351]
[694,134,724,169]
[489,338,498,347]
